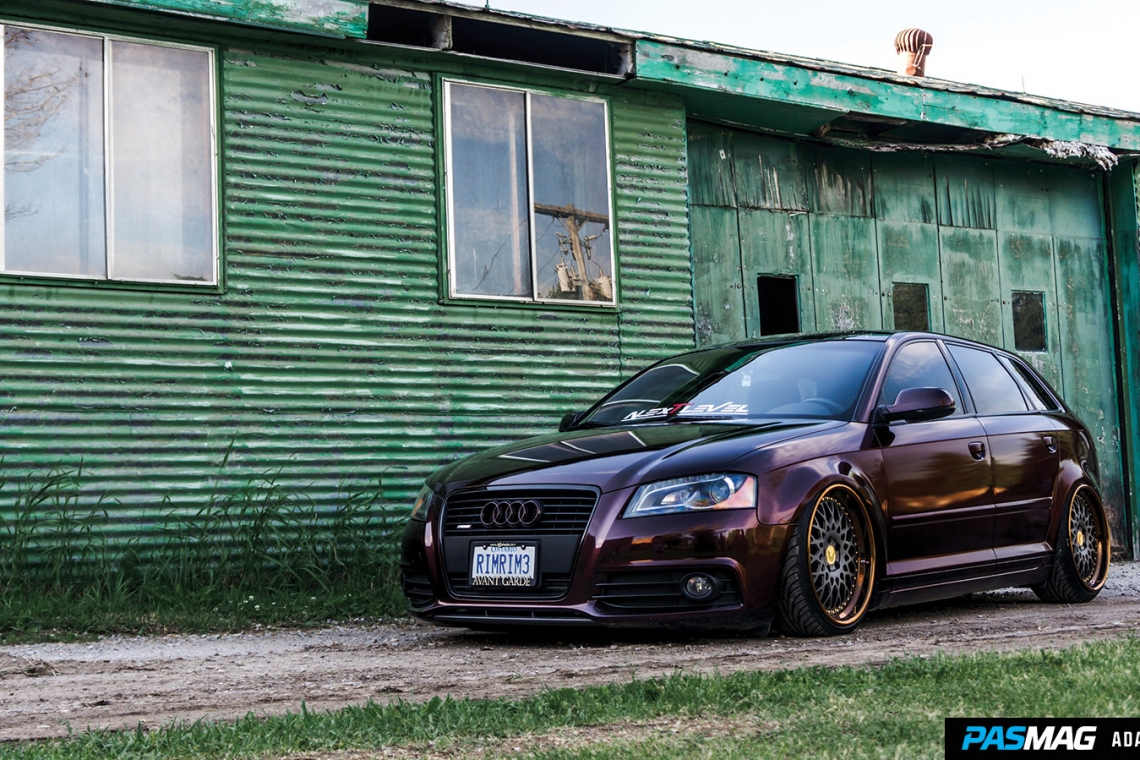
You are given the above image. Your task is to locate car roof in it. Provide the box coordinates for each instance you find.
[702,330,1016,357]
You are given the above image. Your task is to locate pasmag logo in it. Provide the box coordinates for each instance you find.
[946,719,1140,758]
[960,725,1095,751]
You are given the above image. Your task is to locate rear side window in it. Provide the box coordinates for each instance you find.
[878,341,962,415]
[948,345,1028,415]
[1000,356,1060,411]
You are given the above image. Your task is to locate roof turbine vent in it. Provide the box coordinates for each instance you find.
[894,28,933,77]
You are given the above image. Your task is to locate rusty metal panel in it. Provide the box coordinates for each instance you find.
[935,156,996,230]
[994,163,1055,235]
[1108,161,1140,554]
[1048,168,1105,240]
[738,209,815,336]
[810,146,872,218]
[1055,236,1126,540]
[996,232,1062,391]
[939,227,1003,345]
[872,153,936,224]
[687,122,736,207]
[877,221,944,333]
[0,40,695,544]
[809,215,881,331]
[732,132,810,211]
[691,205,745,345]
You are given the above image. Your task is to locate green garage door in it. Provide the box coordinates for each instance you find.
[688,122,1125,542]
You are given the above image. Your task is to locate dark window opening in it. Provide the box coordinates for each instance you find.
[757,276,799,336]
[1012,291,1047,352]
[367,7,444,48]
[892,282,930,332]
[449,17,629,75]
[367,8,631,75]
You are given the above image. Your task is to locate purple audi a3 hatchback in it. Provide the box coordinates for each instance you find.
[400,332,1110,636]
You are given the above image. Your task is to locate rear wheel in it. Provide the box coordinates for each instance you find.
[1033,485,1110,603]
[776,485,876,637]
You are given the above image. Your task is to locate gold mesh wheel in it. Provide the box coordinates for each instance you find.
[802,485,875,628]
[1067,486,1109,592]
[1033,484,1110,604]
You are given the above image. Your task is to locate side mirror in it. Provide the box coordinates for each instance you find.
[559,410,587,432]
[875,387,955,424]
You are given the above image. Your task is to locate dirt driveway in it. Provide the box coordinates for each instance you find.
[2,564,1138,743]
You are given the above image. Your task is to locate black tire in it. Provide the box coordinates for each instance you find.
[775,484,877,637]
[1033,485,1110,604]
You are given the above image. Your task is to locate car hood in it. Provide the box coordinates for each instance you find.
[430,419,844,495]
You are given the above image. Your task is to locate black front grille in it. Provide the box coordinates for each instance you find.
[447,571,572,599]
[595,569,743,612]
[442,488,598,537]
[401,570,435,609]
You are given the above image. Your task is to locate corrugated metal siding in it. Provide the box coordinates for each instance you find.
[0,39,694,543]
[608,98,694,376]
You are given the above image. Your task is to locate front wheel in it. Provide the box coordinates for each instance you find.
[775,484,877,637]
[1033,485,1110,603]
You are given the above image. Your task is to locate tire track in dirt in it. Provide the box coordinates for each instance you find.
[2,565,1137,742]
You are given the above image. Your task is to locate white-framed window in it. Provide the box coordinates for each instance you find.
[443,80,616,306]
[2,23,217,285]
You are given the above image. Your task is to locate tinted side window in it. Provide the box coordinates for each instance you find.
[999,356,1060,411]
[948,345,1029,415]
[878,341,962,415]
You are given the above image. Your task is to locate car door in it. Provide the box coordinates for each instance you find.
[876,340,995,575]
[946,344,1059,564]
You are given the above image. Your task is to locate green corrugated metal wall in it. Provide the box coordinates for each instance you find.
[0,11,694,538]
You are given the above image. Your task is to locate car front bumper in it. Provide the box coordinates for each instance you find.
[400,492,791,631]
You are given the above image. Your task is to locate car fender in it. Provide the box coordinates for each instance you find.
[1046,461,1104,551]
[758,456,887,536]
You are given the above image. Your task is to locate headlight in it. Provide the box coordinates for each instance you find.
[623,473,756,518]
[410,485,433,522]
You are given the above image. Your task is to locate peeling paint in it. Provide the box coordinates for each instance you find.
[87,0,369,37]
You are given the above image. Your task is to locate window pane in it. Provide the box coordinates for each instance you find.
[892,282,929,332]
[878,341,961,414]
[109,41,213,282]
[4,27,105,276]
[449,84,530,297]
[1000,355,1058,411]
[948,345,1029,415]
[1012,291,1046,352]
[530,94,612,303]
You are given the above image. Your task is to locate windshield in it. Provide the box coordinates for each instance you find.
[581,340,883,427]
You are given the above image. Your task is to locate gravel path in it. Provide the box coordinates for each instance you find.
[2,563,1138,742]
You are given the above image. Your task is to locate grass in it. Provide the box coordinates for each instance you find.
[2,637,1138,759]
[0,459,410,643]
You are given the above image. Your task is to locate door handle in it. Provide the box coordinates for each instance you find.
[968,441,987,460]
[1043,435,1057,453]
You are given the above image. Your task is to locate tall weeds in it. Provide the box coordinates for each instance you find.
[0,459,409,641]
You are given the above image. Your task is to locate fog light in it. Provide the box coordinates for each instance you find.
[681,573,719,602]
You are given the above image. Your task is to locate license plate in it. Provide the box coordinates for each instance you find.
[470,543,538,588]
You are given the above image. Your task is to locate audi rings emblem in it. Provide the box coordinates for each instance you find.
[480,499,543,528]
